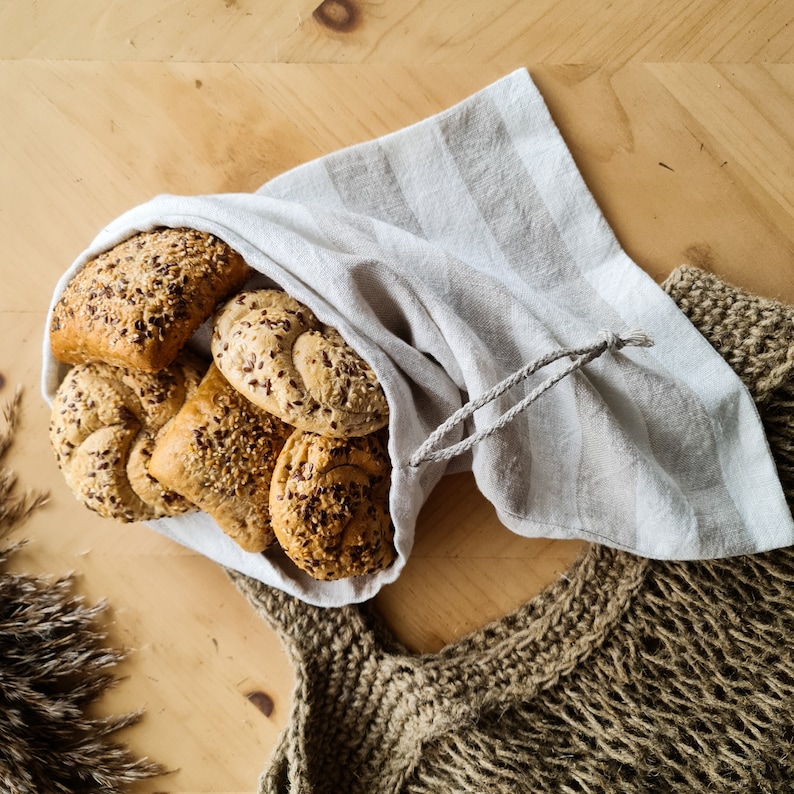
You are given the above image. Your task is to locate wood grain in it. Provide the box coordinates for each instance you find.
[2,1,794,790]
[2,0,792,64]
[531,64,794,301]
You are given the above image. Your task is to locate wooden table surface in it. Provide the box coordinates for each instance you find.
[3,1,794,791]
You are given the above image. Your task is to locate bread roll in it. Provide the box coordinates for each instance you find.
[148,364,294,553]
[50,227,252,371]
[49,352,205,522]
[211,289,389,437]
[269,429,394,580]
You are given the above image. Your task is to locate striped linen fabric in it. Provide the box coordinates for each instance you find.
[42,69,794,606]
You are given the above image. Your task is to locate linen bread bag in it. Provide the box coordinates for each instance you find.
[43,68,794,607]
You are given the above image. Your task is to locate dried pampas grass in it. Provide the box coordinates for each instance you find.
[0,389,165,793]
[0,388,48,533]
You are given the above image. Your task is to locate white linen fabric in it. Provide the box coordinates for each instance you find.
[42,68,794,606]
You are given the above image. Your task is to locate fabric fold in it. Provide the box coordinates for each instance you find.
[42,69,794,606]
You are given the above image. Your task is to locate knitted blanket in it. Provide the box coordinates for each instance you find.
[230,265,794,793]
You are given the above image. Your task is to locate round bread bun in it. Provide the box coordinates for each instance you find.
[211,289,389,437]
[49,352,206,522]
[49,227,252,371]
[269,429,395,580]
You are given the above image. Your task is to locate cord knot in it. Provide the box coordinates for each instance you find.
[600,328,654,351]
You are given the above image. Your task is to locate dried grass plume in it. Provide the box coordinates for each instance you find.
[0,388,165,793]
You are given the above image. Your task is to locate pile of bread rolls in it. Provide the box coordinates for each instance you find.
[48,227,395,580]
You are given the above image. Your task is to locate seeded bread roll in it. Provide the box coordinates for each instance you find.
[50,227,252,371]
[212,289,389,437]
[269,429,395,580]
[49,352,206,522]
[148,364,294,553]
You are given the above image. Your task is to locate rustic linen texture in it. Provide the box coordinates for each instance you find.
[43,69,794,606]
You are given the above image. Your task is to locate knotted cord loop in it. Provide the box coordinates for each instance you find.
[409,328,654,467]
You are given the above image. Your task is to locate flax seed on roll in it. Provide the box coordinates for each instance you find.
[269,429,395,580]
[50,227,253,371]
[211,289,389,437]
[148,364,294,553]
[49,352,206,522]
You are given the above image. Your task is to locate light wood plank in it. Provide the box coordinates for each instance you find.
[2,0,793,64]
[0,0,319,61]
[7,61,794,317]
[3,9,794,786]
[278,0,794,66]
[531,64,794,302]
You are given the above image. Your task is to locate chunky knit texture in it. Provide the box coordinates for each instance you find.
[229,265,794,793]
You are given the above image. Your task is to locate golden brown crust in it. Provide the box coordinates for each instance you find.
[212,289,389,437]
[50,227,252,371]
[148,364,294,552]
[49,352,206,522]
[269,429,395,580]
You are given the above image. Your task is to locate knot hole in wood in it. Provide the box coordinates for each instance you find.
[313,0,360,32]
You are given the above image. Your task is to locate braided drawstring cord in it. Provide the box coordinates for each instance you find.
[409,328,654,467]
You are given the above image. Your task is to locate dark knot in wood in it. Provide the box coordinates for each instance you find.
[246,690,274,717]
[313,0,359,33]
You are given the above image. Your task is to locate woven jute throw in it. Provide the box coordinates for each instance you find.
[229,265,794,793]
